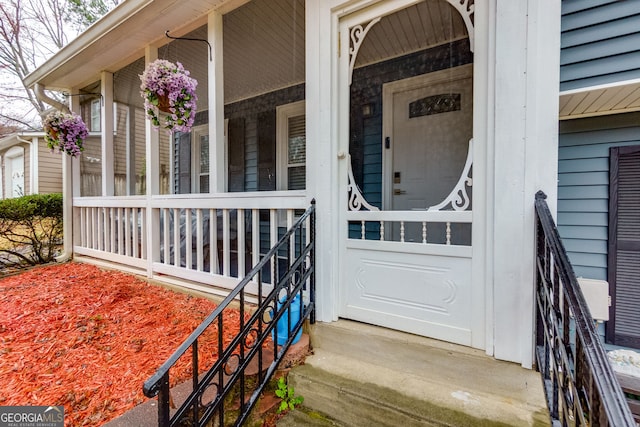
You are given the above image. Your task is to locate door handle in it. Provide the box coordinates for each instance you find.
[394,189,407,195]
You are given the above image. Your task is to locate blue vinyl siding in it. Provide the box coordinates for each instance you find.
[557,112,640,281]
[560,0,640,91]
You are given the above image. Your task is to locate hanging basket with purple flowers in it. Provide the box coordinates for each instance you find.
[139,59,198,133]
[43,111,88,158]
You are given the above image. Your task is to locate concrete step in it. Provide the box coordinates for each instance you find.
[283,320,550,427]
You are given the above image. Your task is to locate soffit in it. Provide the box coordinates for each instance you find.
[559,79,640,120]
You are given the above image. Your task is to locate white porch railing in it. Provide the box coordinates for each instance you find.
[73,197,148,269]
[73,191,309,292]
[346,209,472,248]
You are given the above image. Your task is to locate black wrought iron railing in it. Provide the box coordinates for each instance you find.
[143,200,316,427]
[534,191,634,426]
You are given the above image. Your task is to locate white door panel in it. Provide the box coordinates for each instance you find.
[344,246,472,345]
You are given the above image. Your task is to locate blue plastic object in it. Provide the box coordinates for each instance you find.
[272,292,303,346]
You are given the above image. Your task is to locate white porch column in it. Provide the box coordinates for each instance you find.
[145,47,161,276]
[126,105,136,195]
[208,11,225,193]
[306,0,338,322]
[145,48,160,196]
[29,137,38,194]
[489,0,560,367]
[101,72,115,197]
[66,88,83,257]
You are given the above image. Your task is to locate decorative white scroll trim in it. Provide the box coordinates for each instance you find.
[428,138,473,211]
[349,17,381,85]
[347,154,379,211]
[445,0,475,52]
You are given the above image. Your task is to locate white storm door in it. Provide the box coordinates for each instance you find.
[343,66,474,346]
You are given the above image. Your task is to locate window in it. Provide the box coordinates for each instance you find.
[197,133,210,193]
[276,101,306,190]
[90,99,101,132]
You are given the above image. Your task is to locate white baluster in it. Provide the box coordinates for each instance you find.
[80,208,86,248]
[287,209,294,266]
[140,208,146,259]
[92,207,96,248]
[132,208,139,259]
[361,220,366,240]
[270,209,277,284]
[173,208,180,267]
[125,208,131,257]
[104,208,111,253]
[97,208,104,252]
[210,209,218,274]
[110,207,116,254]
[223,209,230,276]
[400,221,405,242]
[185,208,192,270]
[380,221,385,241]
[196,209,203,271]
[163,209,170,264]
[252,209,259,273]
[446,222,451,245]
[117,208,124,255]
[238,209,246,277]
[422,222,427,244]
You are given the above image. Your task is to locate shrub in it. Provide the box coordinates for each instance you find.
[0,193,63,266]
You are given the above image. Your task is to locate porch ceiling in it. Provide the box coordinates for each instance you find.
[25,0,469,101]
[24,0,227,91]
[355,0,468,69]
[559,79,640,120]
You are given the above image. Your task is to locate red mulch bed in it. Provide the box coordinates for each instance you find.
[0,262,244,426]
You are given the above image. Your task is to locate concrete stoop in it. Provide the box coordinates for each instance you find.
[281,320,550,427]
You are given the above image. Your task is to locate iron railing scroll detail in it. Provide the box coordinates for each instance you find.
[534,191,634,426]
[143,200,316,427]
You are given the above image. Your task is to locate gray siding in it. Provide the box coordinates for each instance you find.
[558,112,640,280]
[561,0,640,91]
[225,84,304,191]
[244,116,258,192]
[37,141,63,194]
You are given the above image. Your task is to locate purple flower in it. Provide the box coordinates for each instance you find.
[139,59,198,133]
[43,111,88,158]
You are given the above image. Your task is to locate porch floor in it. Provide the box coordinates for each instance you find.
[280,320,550,426]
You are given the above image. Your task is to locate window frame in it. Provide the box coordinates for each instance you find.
[90,98,101,132]
[276,100,306,191]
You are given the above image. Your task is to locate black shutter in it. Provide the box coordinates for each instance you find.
[607,145,640,347]
[228,118,245,192]
[175,132,191,194]
[257,110,276,191]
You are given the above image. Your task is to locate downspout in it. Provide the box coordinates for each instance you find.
[33,83,73,263]
[34,83,70,115]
